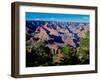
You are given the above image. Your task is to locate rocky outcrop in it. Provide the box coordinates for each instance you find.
[26,20,89,54]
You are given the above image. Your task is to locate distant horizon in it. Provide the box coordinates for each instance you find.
[26,20,89,23]
[26,12,90,23]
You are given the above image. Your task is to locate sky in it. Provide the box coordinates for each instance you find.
[26,12,90,23]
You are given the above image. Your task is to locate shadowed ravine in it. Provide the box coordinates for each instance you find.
[26,20,89,67]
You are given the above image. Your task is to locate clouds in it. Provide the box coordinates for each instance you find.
[26,12,90,23]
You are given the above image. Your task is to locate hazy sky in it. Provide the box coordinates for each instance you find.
[26,12,90,23]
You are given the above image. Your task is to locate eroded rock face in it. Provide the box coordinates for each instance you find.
[26,21,89,67]
[26,21,89,50]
